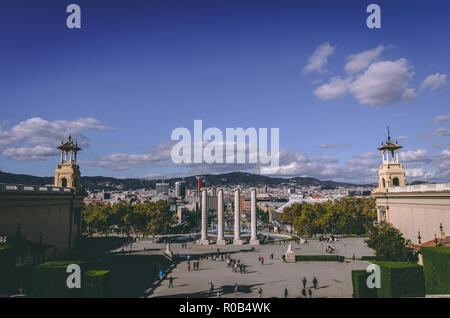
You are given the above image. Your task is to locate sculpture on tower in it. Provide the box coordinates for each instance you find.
[375,127,406,193]
[54,135,82,190]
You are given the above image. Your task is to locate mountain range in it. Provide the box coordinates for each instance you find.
[0,170,371,192]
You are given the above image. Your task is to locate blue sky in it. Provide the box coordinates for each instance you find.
[0,0,449,184]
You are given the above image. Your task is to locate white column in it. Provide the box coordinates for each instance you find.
[216,189,226,245]
[250,188,259,245]
[233,188,243,245]
[199,188,209,245]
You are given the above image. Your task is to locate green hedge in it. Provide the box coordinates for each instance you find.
[0,243,17,293]
[421,247,450,295]
[373,261,425,298]
[32,261,86,298]
[361,256,377,261]
[351,270,378,298]
[14,263,34,294]
[295,255,345,262]
[84,270,110,298]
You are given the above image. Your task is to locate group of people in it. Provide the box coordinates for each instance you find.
[227,257,247,274]
[325,245,336,254]
[295,276,319,298]
[187,260,201,271]
[258,255,265,264]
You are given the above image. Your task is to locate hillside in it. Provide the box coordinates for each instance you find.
[0,170,362,192]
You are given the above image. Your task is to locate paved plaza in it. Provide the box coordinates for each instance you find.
[114,237,374,298]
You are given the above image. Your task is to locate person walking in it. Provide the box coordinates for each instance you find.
[168,276,173,288]
[159,270,163,281]
[302,277,307,289]
[313,277,318,289]
[301,288,307,299]
[284,288,288,298]
[308,288,312,298]
[234,283,238,296]
[209,282,214,296]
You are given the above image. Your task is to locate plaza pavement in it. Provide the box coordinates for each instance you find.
[113,237,374,298]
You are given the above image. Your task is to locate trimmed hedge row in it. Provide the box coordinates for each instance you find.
[31,261,110,298]
[0,243,17,293]
[84,270,110,298]
[295,255,345,262]
[352,262,425,298]
[421,247,450,295]
[360,256,377,261]
[373,261,426,298]
[32,261,86,298]
[351,270,377,298]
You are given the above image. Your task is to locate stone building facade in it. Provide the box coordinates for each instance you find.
[0,136,85,261]
[372,130,450,244]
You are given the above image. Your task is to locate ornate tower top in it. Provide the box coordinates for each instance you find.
[54,135,82,189]
[378,126,402,152]
[375,127,406,192]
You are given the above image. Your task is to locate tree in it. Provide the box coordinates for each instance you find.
[365,221,417,262]
[256,207,269,224]
[145,200,176,235]
[280,203,302,224]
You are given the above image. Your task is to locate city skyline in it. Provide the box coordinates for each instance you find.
[0,0,449,184]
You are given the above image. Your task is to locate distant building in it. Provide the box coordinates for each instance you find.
[175,181,186,199]
[155,182,169,195]
[177,206,189,224]
[196,176,203,195]
[348,190,371,197]
[372,129,450,244]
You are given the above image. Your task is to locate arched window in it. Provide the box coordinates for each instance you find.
[61,178,67,188]
[382,178,386,189]
[393,177,399,186]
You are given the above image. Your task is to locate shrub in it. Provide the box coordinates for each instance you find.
[32,261,85,298]
[351,270,378,298]
[421,247,450,295]
[295,255,345,262]
[373,261,425,298]
[14,263,34,294]
[360,256,377,261]
[0,243,16,293]
[84,270,110,298]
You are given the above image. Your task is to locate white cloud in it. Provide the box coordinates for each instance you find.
[0,117,110,161]
[436,128,450,136]
[344,45,385,74]
[434,115,450,124]
[3,145,58,161]
[420,73,447,91]
[318,144,336,149]
[0,117,110,148]
[399,149,429,163]
[353,152,379,159]
[314,76,351,100]
[349,58,417,106]
[303,42,335,74]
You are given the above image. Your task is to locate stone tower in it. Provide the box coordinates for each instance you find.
[376,127,406,193]
[54,135,82,189]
